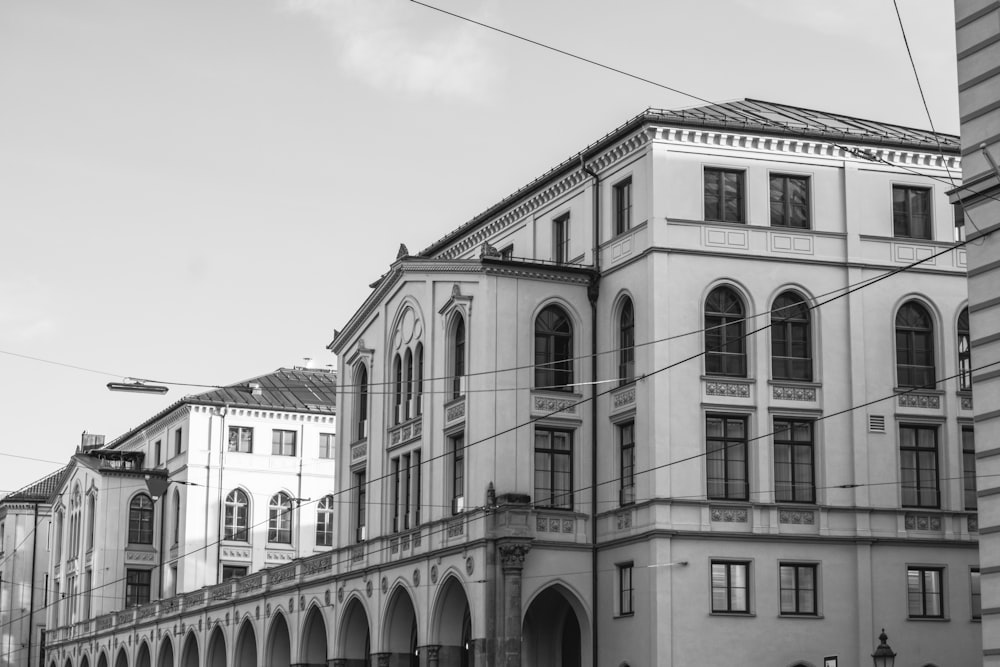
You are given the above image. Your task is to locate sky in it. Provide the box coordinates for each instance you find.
[0,0,960,495]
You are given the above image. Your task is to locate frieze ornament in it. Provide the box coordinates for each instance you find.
[705,381,750,398]
[445,400,466,422]
[904,513,942,531]
[710,507,748,522]
[772,385,816,401]
[613,386,636,409]
[779,510,815,525]
[498,543,531,570]
[533,395,577,413]
[897,393,941,409]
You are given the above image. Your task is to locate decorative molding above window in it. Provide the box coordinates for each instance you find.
[779,509,815,525]
[531,391,580,417]
[616,510,633,530]
[904,513,942,531]
[704,379,753,398]
[388,417,422,450]
[535,515,575,534]
[444,397,466,426]
[220,547,251,561]
[897,391,942,409]
[611,385,636,412]
[351,441,367,464]
[710,506,748,522]
[959,393,973,411]
[772,384,817,401]
[265,549,295,564]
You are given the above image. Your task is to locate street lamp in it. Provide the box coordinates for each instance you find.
[871,628,896,667]
[107,379,169,395]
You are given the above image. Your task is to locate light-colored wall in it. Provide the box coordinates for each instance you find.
[0,502,53,667]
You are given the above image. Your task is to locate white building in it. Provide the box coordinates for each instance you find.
[0,467,67,667]
[44,100,975,667]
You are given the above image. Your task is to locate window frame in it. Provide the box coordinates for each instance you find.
[223,489,250,542]
[451,434,466,515]
[452,316,466,399]
[316,495,335,547]
[619,422,635,506]
[354,365,369,441]
[534,427,574,510]
[174,428,183,457]
[705,287,747,378]
[711,560,751,614]
[895,301,936,388]
[958,307,972,391]
[125,569,151,608]
[267,492,293,544]
[900,424,940,509]
[619,298,635,386]
[319,433,335,460]
[771,292,813,382]
[971,568,982,620]
[618,562,635,616]
[127,494,154,546]
[769,173,811,229]
[271,429,297,457]
[963,425,977,511]
[221,565,248,582]
[354,470,367,543]
[706,414,749,501]
[228,426,253,453]
[892,184,932,240]
[553,213,570,263]
[778,563,818,616]
[773,418,815,504]
[704,167,746,223]
[613,176,633,236]
[907,566,945,619]
[534,305,574,391]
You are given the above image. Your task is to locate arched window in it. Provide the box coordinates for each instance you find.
[86,493,96,552]
[535,306,574,390]
[69,486,82,558]
[705,287,746,377]
[404,348,414,420]
[896,302,935,387]
[172,489,181,546]
[771,292,812,381]
[223,489,249,542]
[355,365,369,440]
[316,495,335,547]
[268,492,293,544]
[414,343,424,415]
[958,307,971,391]
[128,494,154,545]
[392,354,403,425]
[452,317,466,398]
[619,299,635,385]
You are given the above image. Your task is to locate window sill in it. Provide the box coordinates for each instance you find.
[778,613,823,620]
[907,616,949,622]
[710,611,755,617]
[614,612,635,620]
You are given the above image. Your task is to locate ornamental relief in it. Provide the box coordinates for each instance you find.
[897,393,941,409]
[710,507,748,522]
[772,385,817,401]
[705,381,751,398]
[532,394,578,415]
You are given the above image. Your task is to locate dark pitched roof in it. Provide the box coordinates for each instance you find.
[418,99,958,258]
[104,368,337,450]
[3,466,70,503]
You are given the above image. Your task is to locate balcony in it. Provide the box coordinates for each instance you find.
[387,415,422,450]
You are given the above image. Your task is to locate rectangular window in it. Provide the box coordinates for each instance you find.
[711,560,750,613]
[773,419,815,503]
[614,177,633,235]
[706,415,748,501]
[705,168,745,223]
[907,566,944,618]
[954,203,966,242]
[174,428,183,457]
[319,433,335,459]
[500,244,514,260]
[619,422,635,506]
[228,426,253,453]
[971,569,982,620]
[553,214,570,263]
[534,428,573,509]
[900,425,939,508]
[271,430,297,457]
[154,441,162,466]
[963,426,977,511]
[779,563,817,615]
[221,565,248,582]
[618,563,634,616]
[769,174,810,228]
[355,471,367,542]
[125,569,151,607]
[451,435,466,514]
[892,185,932,239]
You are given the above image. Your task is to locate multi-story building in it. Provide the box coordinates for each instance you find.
[43,100,974,667]
[0,466,67,667]
[953,1,1000,664]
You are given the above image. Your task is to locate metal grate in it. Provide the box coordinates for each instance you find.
[868,414,886,433]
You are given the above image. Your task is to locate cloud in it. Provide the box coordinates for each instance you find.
[280,0,497,101]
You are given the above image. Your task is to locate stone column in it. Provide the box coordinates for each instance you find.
[329,660,347,667]
[421,644,440,667]
[498,541,531,667]
[372,653,391,667]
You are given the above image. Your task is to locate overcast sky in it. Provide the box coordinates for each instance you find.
[0,0,959,494]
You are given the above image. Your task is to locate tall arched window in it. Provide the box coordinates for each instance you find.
[619,299,635,385]
[705,287,746,377]
[128,494,154,545]
[452,317,466,398]
[172,489,181,546]
[958,307,972,391]
[415,343,424,415]
[85,493,96,552]
[535,306,574,390]
[355,365,369,440]
[223,489,249,542]
[268,492,293,544]
[896,302,935,387]
[404,348,414,420]
[392,354,403,425]
[316,495,335,547]
[69,486,82,558]
[771,291,812,381]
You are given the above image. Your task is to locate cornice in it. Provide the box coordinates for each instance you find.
[117,405,191,451]
[654,126,960,171]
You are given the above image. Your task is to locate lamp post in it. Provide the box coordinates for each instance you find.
[871,628,896,667]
